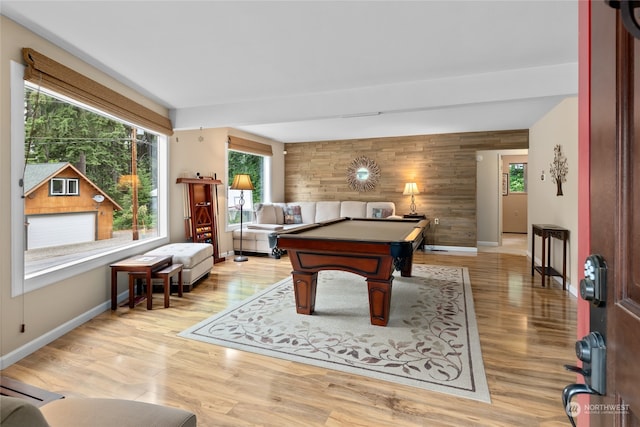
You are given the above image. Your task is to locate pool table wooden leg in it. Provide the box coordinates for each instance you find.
[292,271,317,315]
[399,255,413,277]
[367,278,393,326]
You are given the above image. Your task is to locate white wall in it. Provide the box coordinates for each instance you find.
[528,97,578,294]
[476,150,501,245]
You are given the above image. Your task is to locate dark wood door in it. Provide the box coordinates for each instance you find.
[590,1,640,425]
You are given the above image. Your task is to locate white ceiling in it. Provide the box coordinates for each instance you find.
[2,0,578,143]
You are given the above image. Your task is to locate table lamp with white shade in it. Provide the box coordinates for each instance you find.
[403,182,420,215]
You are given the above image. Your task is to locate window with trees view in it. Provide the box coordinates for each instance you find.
[508,162,528,193]
[23,83,162,276]
[227,150,264,226]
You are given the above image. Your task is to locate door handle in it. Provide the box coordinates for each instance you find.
[562,254,608,426]
[562,383,599,427]
[562,331,607,427]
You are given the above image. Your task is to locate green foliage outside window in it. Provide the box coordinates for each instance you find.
[509,163,527,193]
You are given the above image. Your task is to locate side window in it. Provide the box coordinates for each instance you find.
[508,163,528,194]
[227,150,264,227]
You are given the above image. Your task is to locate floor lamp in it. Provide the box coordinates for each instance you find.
[231,174,254,262]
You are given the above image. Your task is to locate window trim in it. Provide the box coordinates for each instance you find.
[11,61,170,297]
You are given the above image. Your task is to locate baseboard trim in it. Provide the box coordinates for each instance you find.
[0,297,117,369]
[423,245,478,253]
[477,241,499,247]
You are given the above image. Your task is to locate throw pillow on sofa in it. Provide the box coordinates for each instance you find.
[273,205,285,224]
[284,205,303,224]
[372,207,394,218]
[256,204,277,224]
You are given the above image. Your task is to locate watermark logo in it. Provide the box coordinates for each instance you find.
[566,401,581,418]
[566,401,629,417]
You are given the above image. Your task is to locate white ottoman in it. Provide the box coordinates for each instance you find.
[144,243,213,291]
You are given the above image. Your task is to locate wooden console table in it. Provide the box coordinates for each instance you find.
[531,224,569,290]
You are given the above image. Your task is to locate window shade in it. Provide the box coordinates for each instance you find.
[22,48,173,136]
[228,135,273,156]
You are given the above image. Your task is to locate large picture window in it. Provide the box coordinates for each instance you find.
[11,58,168,295]
[23,83,162,273]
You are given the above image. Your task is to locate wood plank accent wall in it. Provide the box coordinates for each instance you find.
[284,130,529,247]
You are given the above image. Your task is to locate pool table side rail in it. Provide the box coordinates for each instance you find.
[268,217,426,259]
[270,217,426,242]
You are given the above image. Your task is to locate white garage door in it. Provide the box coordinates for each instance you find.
[27,213,96,250]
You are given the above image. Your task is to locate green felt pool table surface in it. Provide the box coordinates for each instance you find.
[278,217,424,242]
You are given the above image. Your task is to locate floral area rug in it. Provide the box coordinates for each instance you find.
[179,264,490,403]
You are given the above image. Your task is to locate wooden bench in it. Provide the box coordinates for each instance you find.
[128,263,183,308]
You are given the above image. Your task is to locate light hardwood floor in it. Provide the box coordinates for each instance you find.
[0,251,576,427]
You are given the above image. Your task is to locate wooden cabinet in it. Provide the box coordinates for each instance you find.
[177,177,224,263]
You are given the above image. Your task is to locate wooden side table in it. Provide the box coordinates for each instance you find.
[128,263,183,309]
[110,254,173,310]
[403,213,426,219]
[531,224,569,290]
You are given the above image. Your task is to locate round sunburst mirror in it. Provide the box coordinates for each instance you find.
[346,156,380,192]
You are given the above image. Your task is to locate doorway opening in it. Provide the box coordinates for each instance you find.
[476,149,529,256]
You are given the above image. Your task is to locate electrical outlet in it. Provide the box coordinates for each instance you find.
[434,218,439,225]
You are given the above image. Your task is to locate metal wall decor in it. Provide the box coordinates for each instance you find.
[346,155,380,192]
[549,144,568,196]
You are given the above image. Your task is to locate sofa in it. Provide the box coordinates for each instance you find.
[232,201,397,256]
[0,395,196,427]
[143,243,213,291]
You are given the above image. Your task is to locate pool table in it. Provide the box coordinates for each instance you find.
[270,217,428,326]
